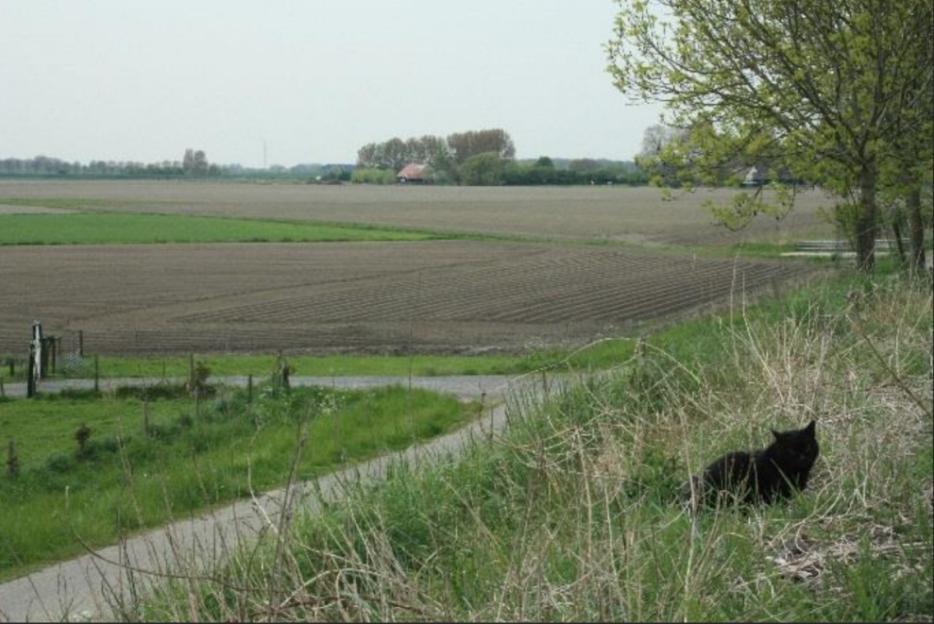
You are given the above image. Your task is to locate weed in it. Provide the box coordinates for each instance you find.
[74,423,91,459]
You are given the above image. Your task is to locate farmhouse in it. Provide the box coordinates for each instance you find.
[397,163,428,183]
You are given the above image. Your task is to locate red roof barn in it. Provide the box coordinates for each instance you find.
[397,163,428,183]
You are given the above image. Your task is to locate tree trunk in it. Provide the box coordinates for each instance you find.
[892,219,907,265]
[907,186,926,271]
[855,164,878,272]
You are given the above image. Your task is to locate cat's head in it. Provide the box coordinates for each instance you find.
[769,420,819,468]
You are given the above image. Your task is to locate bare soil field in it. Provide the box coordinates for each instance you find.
[0,241,808,355]
[0,180,836,245]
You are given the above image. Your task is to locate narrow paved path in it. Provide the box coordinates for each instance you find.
[0,374,553,622]
[2,374,514,401]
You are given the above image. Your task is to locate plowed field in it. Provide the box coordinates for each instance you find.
[0,241,808,355]
[0,180,835,245]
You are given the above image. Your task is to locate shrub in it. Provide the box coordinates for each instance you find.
[74,423,91,459]
[187,361,214,398]
[115,384,188,401]
[6,440,18,478]
[81,436,120,461]
[458,152,506,186]
[45,452,73,473]
[47,388,103,401]
[350,168,396,185]
[147,421,181,440]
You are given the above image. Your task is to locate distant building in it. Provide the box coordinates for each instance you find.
[397,163,428,183]
[742,165,802,187]
[743,166,767,187]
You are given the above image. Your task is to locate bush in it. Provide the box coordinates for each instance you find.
[458,152,506,186]
[82,436,120,460]
[44,452,73,473]
[46,388,102,401]
[115,384,189,401]
[350,168,396,184]
[187,361,214,398]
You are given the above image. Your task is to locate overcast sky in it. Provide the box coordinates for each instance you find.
[1,1,664,167]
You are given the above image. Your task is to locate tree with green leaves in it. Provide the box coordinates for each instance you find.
[356,134,455,177]
[608,0,932,271]
[447,129,515,164]
[459,152,506,186]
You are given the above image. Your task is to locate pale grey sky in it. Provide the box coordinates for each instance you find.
[1,1,664,167]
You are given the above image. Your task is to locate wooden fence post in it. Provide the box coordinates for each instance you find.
[247,374,253,403]
[39,339,49,378]
[0,376,5,398]
[32,322,44,381]
[93,355,99,393]
[77,330,84,357]
[26,346,36,398]
[482,392,492,442]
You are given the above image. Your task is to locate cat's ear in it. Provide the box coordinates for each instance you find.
[804,420,816,435]
[771,429,782,440]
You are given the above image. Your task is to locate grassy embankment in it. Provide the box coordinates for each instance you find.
[0,382,477,580]
[132,269,932,621]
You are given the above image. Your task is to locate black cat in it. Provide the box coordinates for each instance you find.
[686,420,819,508]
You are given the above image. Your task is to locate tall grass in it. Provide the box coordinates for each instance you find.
[131,270,933,621]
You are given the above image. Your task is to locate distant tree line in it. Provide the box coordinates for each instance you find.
[355,128,647,186]
[0,155,191,178]
[0,151,353,183]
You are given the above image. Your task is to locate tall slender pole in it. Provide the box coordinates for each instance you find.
[26,346,35,398]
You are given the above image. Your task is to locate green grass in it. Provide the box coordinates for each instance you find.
[3,346,614,383]
[0,212,435,245]
[1,343,651,387]
[0,383,475,580]
[132,268,933,621]
[56,352,532,379]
